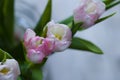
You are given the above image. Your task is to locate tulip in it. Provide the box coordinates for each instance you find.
[24,29,45,63]
[24,29,55,63]
[26,38,55,63]
[47,21,72,51]
[74,0,105,28]
[0,59,20,80]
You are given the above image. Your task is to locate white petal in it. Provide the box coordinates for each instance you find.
[24,28,36,42]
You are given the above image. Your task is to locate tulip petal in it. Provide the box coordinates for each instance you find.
[27,49,45,63]
[24,29,36,43]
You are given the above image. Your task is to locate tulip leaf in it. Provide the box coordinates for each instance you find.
[0,0,14,51]
[11,42,26,62]
[0,0,14,41]
[0,48,13,62]
[103,0,114,5]
[0,49,5,61]
[69,37,103,54]
[95,12,116,24]
[34,0,52,36]
[41,26,48,37]
[20,62,33,80]
[60,16,73,24]
[17,77,22,80]
[106,0,120,10]
[0,0,4,26]
[71,21,83,36]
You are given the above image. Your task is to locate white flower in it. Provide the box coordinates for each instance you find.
[47,20,72,51]
[0,59,20,80]
[74,0,105,28]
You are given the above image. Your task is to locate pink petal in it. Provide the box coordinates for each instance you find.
[27,49,45,63]
[43,38,55,56]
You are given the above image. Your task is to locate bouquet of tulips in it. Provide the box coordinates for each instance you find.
[0,0,120,80]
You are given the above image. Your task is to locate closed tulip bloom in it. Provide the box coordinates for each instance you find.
[0,59,20,80]
[74,0,105,28]
[27,38,55,63]
[47,21,72,51]
[24,29,55,63]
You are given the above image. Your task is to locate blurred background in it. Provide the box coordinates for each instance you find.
[15,0,120,80]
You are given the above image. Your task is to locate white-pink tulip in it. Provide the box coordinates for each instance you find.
[47,21,72,51]
[74,0,105,28]
[0,59,20,80]
[24,29,55,63]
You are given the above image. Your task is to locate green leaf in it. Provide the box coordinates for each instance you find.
[0,0,4,24]
[106,0,120,10]
[20,62,33,80]
[103,0,114,5]
[0,48,13,62]
[17,76,22,80]
[41,26,48,37]
[1,0,14,41]
[11,42,26,62]
[0,0,14,51]
[60,16,73,24]
[69,37,103,54]
[71,21,83,36]
[95,12,116,24]
[34,0,52,36]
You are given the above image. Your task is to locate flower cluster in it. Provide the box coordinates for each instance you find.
[24,21,72,63]
[23,0,106,64]
[0,0,119,79]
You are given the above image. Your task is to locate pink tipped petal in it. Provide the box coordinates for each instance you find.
[29,36,43,49]
[24,29,36,43]
[43,38,55,56]
[27,49,45,63]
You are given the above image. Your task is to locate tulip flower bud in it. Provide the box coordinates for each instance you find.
[24,29,55,63]
[74,0,105,28]
[47,20,72,51]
